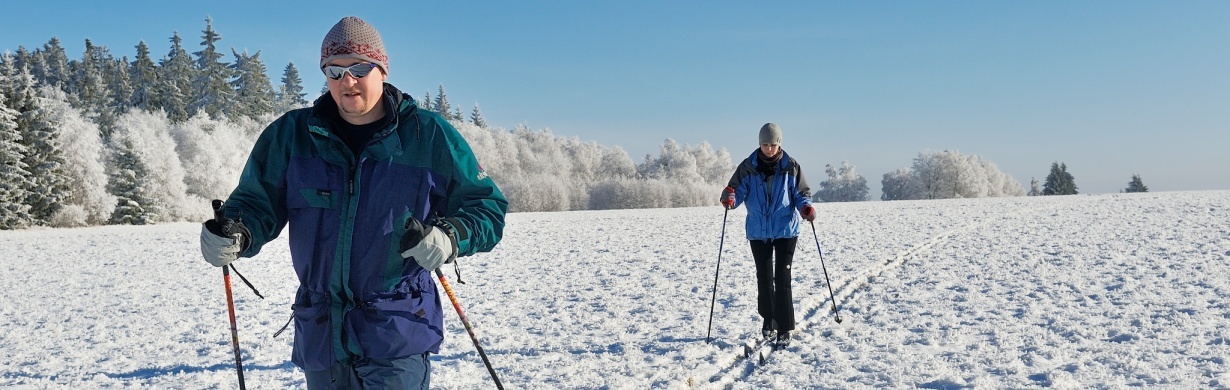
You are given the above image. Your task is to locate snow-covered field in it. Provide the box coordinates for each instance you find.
[2,191,1228,389]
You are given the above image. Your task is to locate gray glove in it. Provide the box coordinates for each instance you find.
[200,218,250,267]
[399,218,457,271]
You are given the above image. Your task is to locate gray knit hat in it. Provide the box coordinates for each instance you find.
[320,16,389,73]
[759,123,782,145]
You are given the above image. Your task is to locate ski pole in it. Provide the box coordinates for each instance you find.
[810,221,843,324]
[212,200,247,389]
[705,207,730,343]
[436,269,505,390]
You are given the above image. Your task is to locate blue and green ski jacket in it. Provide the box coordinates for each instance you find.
[221,83,507,371]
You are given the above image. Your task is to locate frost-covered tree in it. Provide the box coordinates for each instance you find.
[880,168,913,201]
[881,150,1023,200]
[0,88,32,229]
[815,161,869,202]
[229,49,275,119]
[130,41,160,111]
[9,47,35,77]
[599,147,637,180]
[188,17,236,119]
[690,142,733,184]
[107,109,191,224]
[105,56,134,116]
[1043,162,1077,195]
[275,62,308,113]
[453,121,723,212]
[40,87,114,226]
[170,114,258,205]
[158,32,195,122]
[639,138,703,183]
[34,37,71,90]
[2,60,73,225]
[70,39,115,132]
[420,90,433,112]
[1124,174,1148,193]
[470,103,487,128]
[1028,177,1042,196]
[433,84,453,120]
[107,138,156,225]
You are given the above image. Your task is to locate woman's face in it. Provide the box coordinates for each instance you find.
[760,143,780,158]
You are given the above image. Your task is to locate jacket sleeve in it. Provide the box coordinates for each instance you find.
[225,113,295,258]
[727,159,756,209]
[791,161,813,211]
[434,120,508,257]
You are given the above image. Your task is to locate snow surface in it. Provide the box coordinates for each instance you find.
[2,191,1229,389]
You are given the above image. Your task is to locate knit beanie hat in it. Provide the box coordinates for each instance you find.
[320,16,389,73]
[759,123,782,145]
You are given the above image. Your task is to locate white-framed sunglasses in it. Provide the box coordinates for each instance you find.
[322,63,378,80]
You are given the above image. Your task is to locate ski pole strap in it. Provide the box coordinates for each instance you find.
[272,313,293,338]
[228,264,264,299]
[451,259,464,284]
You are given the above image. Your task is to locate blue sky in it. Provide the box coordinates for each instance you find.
[3,1,1227,195]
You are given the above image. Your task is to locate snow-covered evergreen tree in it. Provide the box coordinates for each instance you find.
[189,17,236,119]
[158,32,195,122]
[2,60,73,225]
[130,41,159,111]
[433,84,452,120]
[34,37,72,90]
[10,47,35,75]
[0,88,32,229]
[470,103,487,128]
[815,161,869,202]
[1124,174,1148,193]
[229,49,275,119]
[1043,162,1078,195]
[106,56,135,116]
[107,138,156,225]
[421,90,433,112]
[70,39,115,133]
[275,62,307,113]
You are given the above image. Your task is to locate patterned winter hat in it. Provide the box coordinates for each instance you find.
[320,16,389,73]
[759,123,782,145]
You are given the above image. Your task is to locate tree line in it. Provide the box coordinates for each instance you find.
[0,17,1151,230]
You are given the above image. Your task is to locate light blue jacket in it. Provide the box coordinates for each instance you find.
[726,149,812,241]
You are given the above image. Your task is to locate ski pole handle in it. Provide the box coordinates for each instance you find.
[212,199,247,389]
[212,199,225,223]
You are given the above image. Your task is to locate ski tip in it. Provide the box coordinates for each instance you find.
[758,352,765,365]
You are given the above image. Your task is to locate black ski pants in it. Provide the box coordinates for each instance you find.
[750,237,797,332]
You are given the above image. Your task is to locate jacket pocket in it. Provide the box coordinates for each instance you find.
[290,290,334,371]
[348,274,444,357]
[286,156,342,210]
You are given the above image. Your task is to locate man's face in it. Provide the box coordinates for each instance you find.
[324,60,387,124]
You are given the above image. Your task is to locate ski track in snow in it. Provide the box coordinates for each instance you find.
[1,191,1228,389]
[699,192,1057,388]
